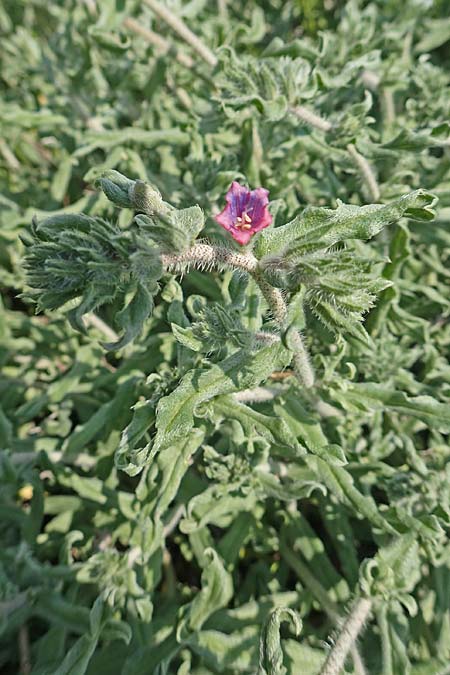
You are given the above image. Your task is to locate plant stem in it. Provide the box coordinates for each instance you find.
[376,605,393,675]
[291,106,332,133]
[380,88,395,129]
[18,625,31,675]
[346,144,380,202]
[124,17,194,69]
[234,386,280,403]
[163,504,185,538]
[280,539,367,675]
[142,0,217,67]
[161,243,258,275]
[162,244,315,387]
[361,70,380,90]
[253,274,287,323]
[0,138,20,170]
[218,0,228,19]
[83,0,97,15]
[288,329,315,389]
[320,598,372,675]
[85,313,119,343]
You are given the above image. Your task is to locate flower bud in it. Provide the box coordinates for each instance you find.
[97,170,134,208]
[129,180,165,215]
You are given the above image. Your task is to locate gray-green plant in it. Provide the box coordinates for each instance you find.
[1,0,450,673]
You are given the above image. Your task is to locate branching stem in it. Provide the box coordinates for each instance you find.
[291,106,332,133]
[142,0,217,67]
[124,17,194,68]
[280,539,367,675]
[320,598,372,675]
[346,144,380,202]
[162,243,315,387]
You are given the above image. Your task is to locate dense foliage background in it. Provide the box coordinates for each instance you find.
[1,0,450,673]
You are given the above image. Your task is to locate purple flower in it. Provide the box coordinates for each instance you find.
[214,181,272,245]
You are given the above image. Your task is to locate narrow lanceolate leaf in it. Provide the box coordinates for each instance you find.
[177,549,233,641]
[211,395,304,455]
[332,383,450,432]
[115,400,156,476]
[74,128,190,156]
[4,2,450,673]
[104,283,155,350]
[153,342,291,454]
[304,456,397,534]
[52,597,130,675]
[254,190,437,258]
[259,608,302,675]
[155,428,205,516]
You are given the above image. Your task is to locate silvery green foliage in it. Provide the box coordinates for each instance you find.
[1,0,450,673]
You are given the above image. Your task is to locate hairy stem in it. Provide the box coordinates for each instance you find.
[320,598,372,675]
[85,313,119,343]
[291,106,332,133]
[18,625,31,675]
[142,0,217,67]
[288,329,315,389]
[161,243,258,275]
[0,138,20,170]
[377,605,393,675]
[380,88,395,129]
[280,539,367,675]
[162,244,315,387]
[346,144,380,202]
[124,17,194,68]
[234,386,280,403]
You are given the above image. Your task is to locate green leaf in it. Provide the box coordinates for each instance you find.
[258,607,302,675]
[171,324,203,352]
[255,190,437,258]
[153,342,290,455]
[211,395,303,456]
[172,205,205,243]
[115,400,155,476]
[360,535,421,600]
[177,549,233,641]
[105,284,155,351]
[332,383,450,433]
[75,128,190,157]
[187,626,259,672]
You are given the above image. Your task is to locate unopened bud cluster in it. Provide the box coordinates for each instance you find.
[97,170,168,215]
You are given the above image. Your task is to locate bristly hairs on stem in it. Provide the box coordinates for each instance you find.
[346,144,380,202]
[291,105,333,133]
[320,597,372,675]
[142,0,218,67]
[124,17,194,69]
[161,242,315,388]
[288,104,380,205]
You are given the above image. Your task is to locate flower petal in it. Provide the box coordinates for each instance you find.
[226,181,250,222]
[215,181,272,246]
[247,188,269,225]
[214,205,234,231]
[250,209,272,234]
[229,227,253,245]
